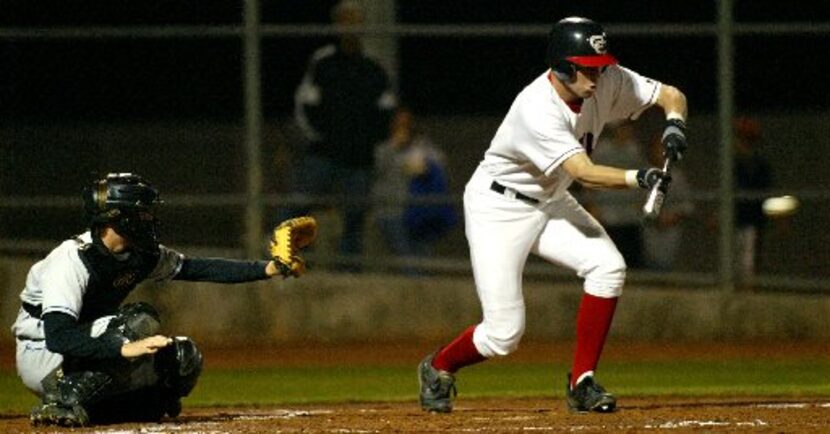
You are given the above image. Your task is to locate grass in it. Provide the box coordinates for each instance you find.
[3,359,828,414]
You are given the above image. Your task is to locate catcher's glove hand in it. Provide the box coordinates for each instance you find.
[270,216,318,278]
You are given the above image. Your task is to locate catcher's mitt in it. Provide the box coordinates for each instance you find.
[270,216,318,277]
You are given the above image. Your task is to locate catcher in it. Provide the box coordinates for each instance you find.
[10,172,317,427]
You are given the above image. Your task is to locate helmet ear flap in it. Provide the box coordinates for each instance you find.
[551,60,575,82]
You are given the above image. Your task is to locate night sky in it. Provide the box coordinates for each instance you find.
[1,0,829,120]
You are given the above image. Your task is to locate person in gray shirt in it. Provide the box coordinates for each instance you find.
[13,173,298,427]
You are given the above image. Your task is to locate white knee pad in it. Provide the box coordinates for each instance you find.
[583,253,626,298]
[472,307,526,358]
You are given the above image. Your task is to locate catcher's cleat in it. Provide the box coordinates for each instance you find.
[30,402,90,427]
[163,396,182,418]
[418,352,457,413]
[565,373,617,414]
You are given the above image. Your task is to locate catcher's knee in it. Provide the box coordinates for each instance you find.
[583,258,626,298]
[155,337,203,398]
[473,314,525,358]
[107,302,162,341]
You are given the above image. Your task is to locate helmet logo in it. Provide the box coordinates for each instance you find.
[588,34,608,54]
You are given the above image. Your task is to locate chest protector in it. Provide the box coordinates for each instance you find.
[76,238,160,323]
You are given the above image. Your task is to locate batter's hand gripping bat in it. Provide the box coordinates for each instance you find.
[642,157,672,220]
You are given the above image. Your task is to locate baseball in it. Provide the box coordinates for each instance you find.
[762,195,799,217]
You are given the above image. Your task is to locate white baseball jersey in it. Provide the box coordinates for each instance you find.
[479,65,660,202]
[464,65,661,358]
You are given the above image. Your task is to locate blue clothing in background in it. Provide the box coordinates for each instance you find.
[404,159,457,242]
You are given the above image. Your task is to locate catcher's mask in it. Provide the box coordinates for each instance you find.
[546,17,618,82]
[83,173,161,251]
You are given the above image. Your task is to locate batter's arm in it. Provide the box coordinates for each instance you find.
[654,84,687,120]
[654,84,688,162]
[563,153,667,191]
[562,153,631,189]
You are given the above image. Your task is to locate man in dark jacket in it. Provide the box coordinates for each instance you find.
[292,0,397,269]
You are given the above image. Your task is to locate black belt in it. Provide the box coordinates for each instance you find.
[23,302,42,319]
[490,181,539,204]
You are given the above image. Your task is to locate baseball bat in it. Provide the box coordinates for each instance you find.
[642,157,673,220]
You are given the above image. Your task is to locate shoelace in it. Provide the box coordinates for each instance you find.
[587,381,607,394]
[431,374,457,398]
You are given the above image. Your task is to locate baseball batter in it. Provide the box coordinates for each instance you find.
[418,17,688,413]
[11,173,316,427]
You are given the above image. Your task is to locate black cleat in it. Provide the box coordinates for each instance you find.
[165,396,182,418]
[565,373,617,413]
[30,403,90,427]
[418,352,457,413]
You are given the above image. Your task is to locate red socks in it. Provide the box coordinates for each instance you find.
[571,293,618,387]
[432,325,487,373]
[431,294,617,383]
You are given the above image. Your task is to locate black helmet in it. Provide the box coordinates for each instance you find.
[547,17,618,81]
[83,173,161,250]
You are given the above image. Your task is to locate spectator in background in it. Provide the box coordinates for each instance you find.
[733,116,773,280]
[643,136,695,271]
[291,0,397,271]
[585,121,649,269]
[372,106,457,265]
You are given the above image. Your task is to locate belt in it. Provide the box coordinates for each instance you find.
[490,181,539,204]
[23,302,42,319]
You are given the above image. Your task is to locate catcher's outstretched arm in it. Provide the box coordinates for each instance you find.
[176,258,272,282]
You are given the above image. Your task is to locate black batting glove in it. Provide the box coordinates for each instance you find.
[636,168,671,189]
[662,118,687,161]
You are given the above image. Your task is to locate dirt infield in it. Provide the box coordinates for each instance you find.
[2,397,830,433]
[2,341,829,433]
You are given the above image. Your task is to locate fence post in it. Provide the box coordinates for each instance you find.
[243,0,264,260]
[717,0,736,291]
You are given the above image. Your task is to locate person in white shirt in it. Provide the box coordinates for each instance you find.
[418,17,688,414]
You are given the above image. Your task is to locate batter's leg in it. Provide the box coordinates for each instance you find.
[419,187,546,413]
[442,188,544,365]
[532,195,625,396]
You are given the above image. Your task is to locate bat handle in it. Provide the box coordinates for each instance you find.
[642,158,673,220]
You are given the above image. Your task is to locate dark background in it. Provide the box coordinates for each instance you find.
[1,1,828,279]
[2,0,829,120]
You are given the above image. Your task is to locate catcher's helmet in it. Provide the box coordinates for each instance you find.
[83,173,161,250]
[547,17,618,81]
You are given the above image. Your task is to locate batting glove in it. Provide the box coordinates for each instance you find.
[636,168,671,189]
[662,118,687,161]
